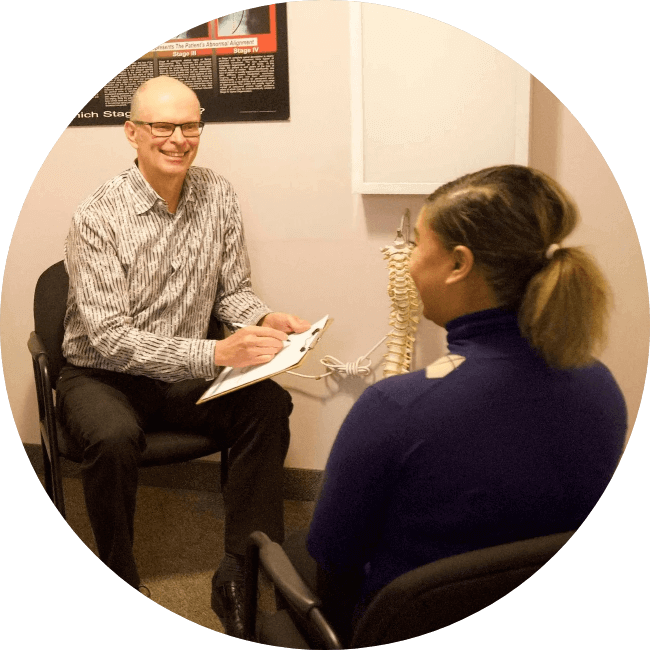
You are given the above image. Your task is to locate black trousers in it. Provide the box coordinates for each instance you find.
[56,364,292,588]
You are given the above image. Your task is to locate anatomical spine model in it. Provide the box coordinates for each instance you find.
[381,209,422,377]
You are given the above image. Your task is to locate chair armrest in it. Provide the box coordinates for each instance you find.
[28,330,47,360]
[245,531,342,648]
[28,331,55,414]
[27,331,59,460]
[253,531,321,615]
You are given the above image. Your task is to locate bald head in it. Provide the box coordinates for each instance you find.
[129,76,200,122]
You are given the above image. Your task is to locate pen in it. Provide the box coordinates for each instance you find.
[231,322,291,347]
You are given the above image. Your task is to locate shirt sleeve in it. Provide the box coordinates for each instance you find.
[65,206,217,382]
[211,181,271,327]
[307,385,406,574]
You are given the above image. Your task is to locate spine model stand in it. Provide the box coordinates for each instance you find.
[381,209,422,377]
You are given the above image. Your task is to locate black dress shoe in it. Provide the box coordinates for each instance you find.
[211,573,246,638]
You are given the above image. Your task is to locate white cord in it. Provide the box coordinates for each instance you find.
[287,333,391,380]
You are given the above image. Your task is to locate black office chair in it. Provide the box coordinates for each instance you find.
[243,529,575,648]
[27,260,229,520]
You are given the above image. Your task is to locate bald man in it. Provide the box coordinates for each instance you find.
[57,76,309,637]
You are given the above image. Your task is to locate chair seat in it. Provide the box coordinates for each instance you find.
[258,610,311,649]
[141,431,223,466]
[56,419,222,467]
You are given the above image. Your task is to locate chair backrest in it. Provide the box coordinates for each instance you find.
[33,260,69,387]
[350,530,574,647]
[33,260,225,390]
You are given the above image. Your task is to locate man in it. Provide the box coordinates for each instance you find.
[57,75,309,637]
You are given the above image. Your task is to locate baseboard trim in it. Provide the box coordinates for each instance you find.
[23,443,322,502]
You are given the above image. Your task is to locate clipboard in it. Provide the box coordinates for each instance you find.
[197,315,332,404]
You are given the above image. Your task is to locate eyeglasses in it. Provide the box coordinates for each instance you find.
[132,121,204,137]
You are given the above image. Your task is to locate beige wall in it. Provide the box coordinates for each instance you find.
[529,79,649,445]
[1,2,646,472]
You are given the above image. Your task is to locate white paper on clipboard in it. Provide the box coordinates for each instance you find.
[197,315,332,404]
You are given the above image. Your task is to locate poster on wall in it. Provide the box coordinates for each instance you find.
[70,3,289,126]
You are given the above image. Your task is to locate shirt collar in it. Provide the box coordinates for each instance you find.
[126,161,196,215]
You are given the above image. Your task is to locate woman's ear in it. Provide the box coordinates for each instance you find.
[446,246,475,284]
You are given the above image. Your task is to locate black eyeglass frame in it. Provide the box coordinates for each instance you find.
[131,121,205,137]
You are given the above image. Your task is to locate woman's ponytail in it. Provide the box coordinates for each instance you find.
[519,246,610,368]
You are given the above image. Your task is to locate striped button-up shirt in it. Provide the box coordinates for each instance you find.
[62,163,271,382]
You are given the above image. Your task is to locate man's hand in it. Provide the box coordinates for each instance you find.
[259,312,311,334]
[213,313,311,368]
[214,326,289,368]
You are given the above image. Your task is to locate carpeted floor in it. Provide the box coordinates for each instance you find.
[57,475,315,634]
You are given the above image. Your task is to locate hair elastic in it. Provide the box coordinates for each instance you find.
[545,243,562,260]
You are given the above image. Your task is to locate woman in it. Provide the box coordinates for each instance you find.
[303,165,627,641]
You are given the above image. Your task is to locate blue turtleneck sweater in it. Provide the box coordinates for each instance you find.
[307,308,627,608]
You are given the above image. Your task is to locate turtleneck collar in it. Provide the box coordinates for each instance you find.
[445,308,529,357]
